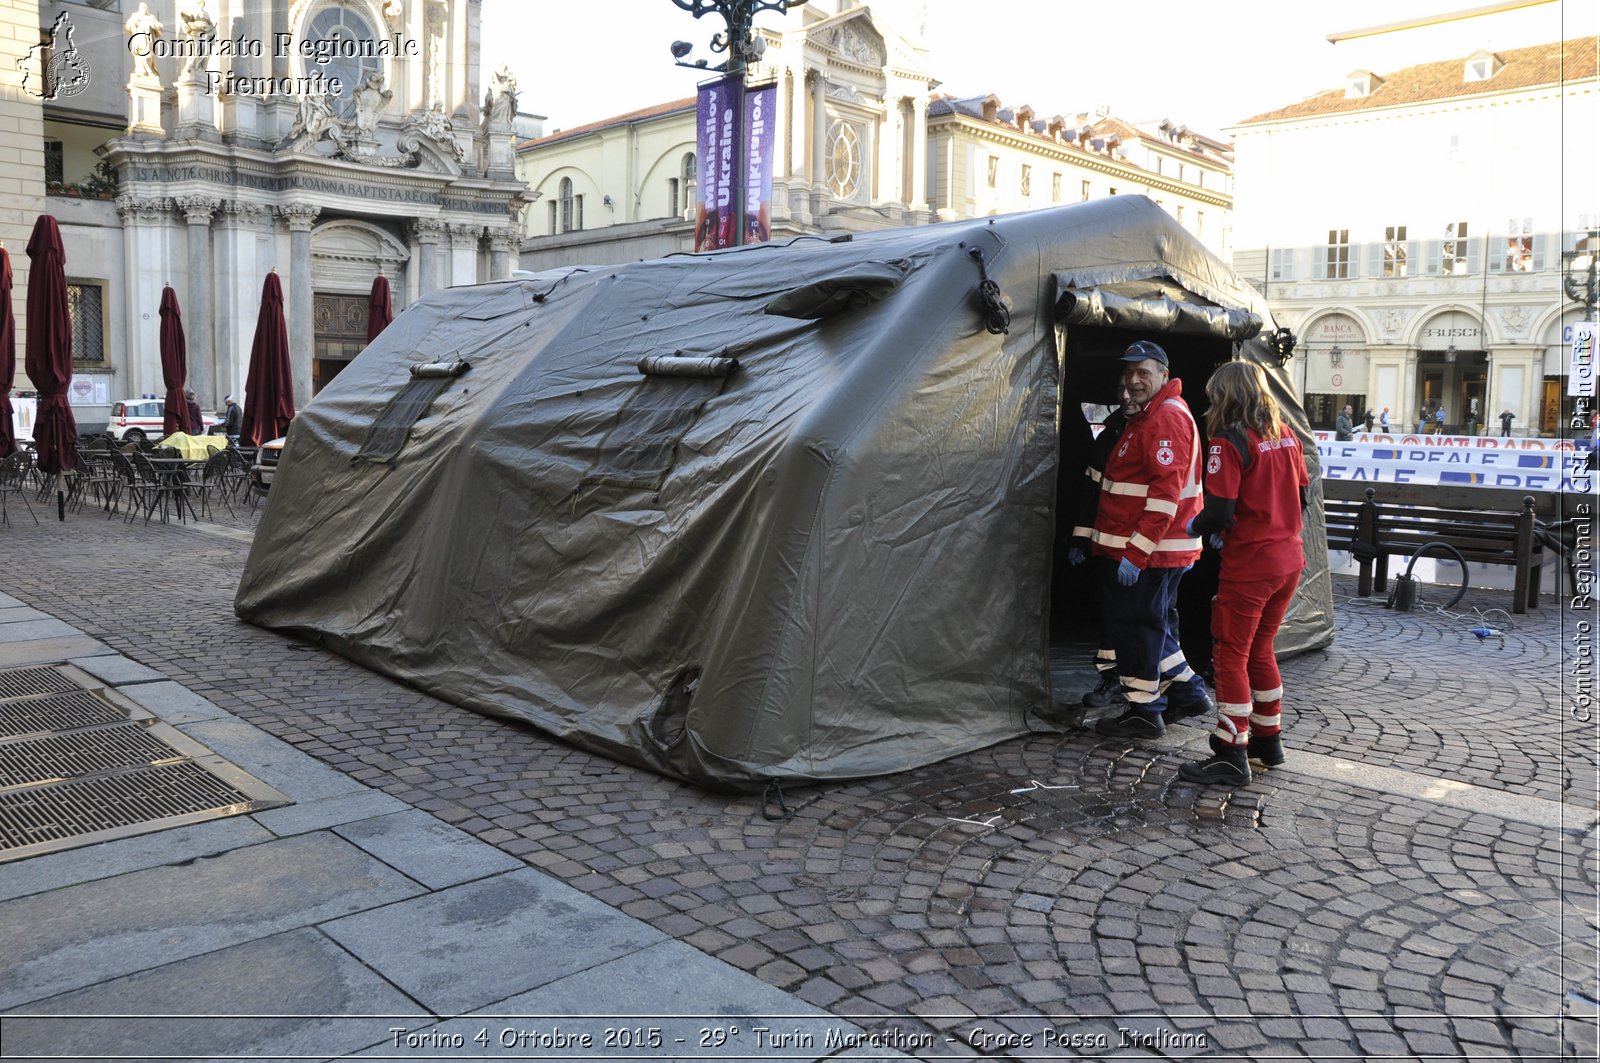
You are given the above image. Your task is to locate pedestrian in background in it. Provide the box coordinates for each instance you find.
[1416,406,1427,434]
[1362,408,1375,434]
[1087,340,1215,740]
[1334,405,1354,441]
[1066,382,1141,711]
[1179,361,1309,786]
[1435,405,1447,434]
[1500,409,1515,437]
[222,395,242,444]
[184,389,203,435]
[1379,406,1391,433]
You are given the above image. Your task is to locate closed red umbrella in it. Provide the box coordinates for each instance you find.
[0,245,15,459]
[366,273,393,343]
[24,215,76,519]
[241,271,294,447]
[158,285,192,435]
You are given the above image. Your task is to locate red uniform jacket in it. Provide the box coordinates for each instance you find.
[1089,377,1202,569]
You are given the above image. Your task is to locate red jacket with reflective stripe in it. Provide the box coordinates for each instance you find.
[1089,377,1203,569]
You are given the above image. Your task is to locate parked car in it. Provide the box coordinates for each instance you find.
[251,436,286,489]
[107,398,218,444]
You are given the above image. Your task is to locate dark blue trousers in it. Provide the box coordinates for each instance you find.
[1100,562,1208,716]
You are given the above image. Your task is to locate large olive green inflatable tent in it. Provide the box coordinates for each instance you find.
[236,196,1333,789]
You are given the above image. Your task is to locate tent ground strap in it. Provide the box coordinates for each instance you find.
[761,779,792,821]
[965,246,1011,335]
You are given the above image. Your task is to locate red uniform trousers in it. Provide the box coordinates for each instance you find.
[1210,568,1299,747]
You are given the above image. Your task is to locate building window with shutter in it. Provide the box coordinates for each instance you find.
[1080,179,1091,202]
[1051,173,1061,202]
[1383,225,1408,276]
[1504,218,1533,272]
[1326,229,1350,279]
[1443,221,1469,274]
[68,282,107,367]
[559,178,574,233]
[986,155,998,189]
[1020,164,1031,197]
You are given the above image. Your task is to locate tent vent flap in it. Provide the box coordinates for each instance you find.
[355,358,470,463]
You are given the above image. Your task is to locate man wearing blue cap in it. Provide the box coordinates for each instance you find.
[1087,340,1215,739]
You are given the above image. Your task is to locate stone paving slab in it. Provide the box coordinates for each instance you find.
[334,808,524,889]
[0,817,275,905]
[116,679,241,725]
[68,652,167,686]
[0,617,81,643]
[254,788,413,837]
[180,717,374,802]
[344,940,891,1063]
[323,868,667,1015]
[0,606,49,625]
[0,634,109,667]
[0,832,423,1009]
[2,928,421,1061]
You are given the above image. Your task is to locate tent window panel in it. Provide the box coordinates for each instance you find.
[586,377,724,490]
[357,375,455,462]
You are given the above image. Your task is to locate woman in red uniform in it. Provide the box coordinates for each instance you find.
[1179,361,1309,786]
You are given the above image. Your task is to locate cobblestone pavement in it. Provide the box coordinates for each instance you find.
[2,500,1596,1061]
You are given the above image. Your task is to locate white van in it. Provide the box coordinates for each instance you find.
[107,398,218,443]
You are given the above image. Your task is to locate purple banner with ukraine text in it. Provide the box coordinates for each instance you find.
[743,83,776,244]
[695,77,741,251]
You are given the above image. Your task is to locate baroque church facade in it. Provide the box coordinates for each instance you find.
[9,0,525,429]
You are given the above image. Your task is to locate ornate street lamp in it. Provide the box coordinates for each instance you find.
[668,0,807,77]
[668,0,806,248]
[1564,229,1599,321]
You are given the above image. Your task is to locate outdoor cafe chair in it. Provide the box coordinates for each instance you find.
[72,448,122,515]
[192,451,235,520]
[0,452,38,527]
[128,451,192,525]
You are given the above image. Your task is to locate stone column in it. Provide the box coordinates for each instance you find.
[909,93,929,219]
[488,226,521,280]
[279,203,320,408]
[116,196,173,398]
[412,218,447,296]
[450,222,485,285]
[808,71,829,221]
[215,201,270,402]
[177,195,220,406]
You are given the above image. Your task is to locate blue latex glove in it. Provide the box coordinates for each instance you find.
[1067,545,1087,566]
[1116,557,1140,586]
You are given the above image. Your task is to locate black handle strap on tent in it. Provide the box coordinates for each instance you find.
[966,246,1010,335]
[637,353,740,378]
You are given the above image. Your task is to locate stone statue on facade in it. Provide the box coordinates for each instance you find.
[177,0,215,80]
[483,65,518,132]
[124,2,163,83]
[382,0,405,28]
[284,91,345,151]
[353,73,393,142]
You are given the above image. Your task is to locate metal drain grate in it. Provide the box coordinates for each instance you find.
[0,661,292,861]
[0,722,183,788]
[0,761,266,854]
[0,666,79,701]
[0,689,128,739]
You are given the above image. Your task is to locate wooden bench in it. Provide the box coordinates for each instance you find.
[1322,484,1545,613]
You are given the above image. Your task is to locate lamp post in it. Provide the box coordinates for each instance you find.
[669,0,806,248]
[1564,230,1599,322]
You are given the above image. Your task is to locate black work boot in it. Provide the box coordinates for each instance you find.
[1094,707,1165,740]
[1178,735,1252,786]
[1081,670,1124,709]
[1247,732,1285,767]
[1166,689,1216,723]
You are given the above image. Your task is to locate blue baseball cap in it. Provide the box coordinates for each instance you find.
[1121,340,1169,366]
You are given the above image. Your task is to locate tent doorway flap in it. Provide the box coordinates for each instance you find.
[1053,277,1263,342]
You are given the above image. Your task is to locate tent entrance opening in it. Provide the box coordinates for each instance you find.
[1050,326,1230,700]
